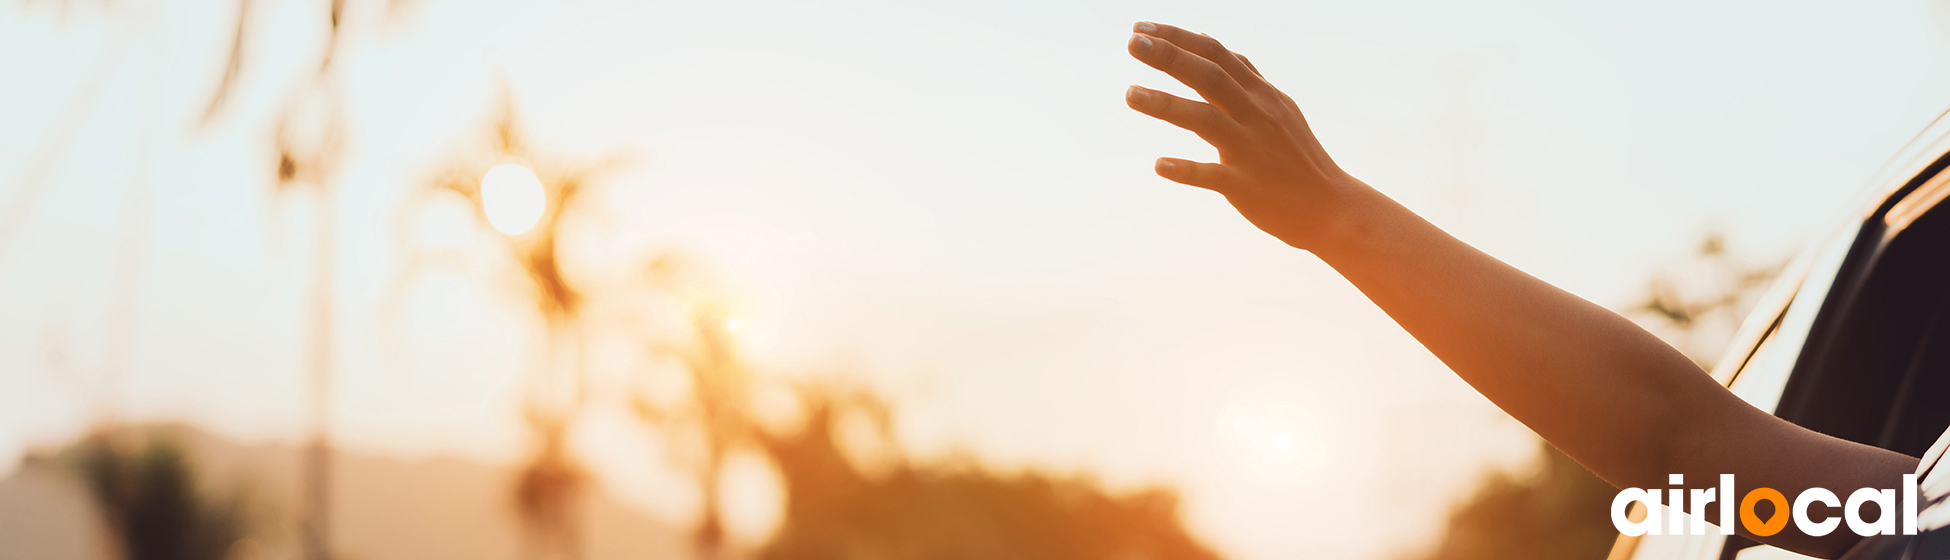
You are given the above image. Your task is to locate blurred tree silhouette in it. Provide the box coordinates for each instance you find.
[754,392,1225,560]
[629,257,1227,560]
[1407,442,1619,560]
[409,94,626,560]
[1406,232,1781,560]
[61,429,252,560]
[1633,233,1783,369]
[630,255,752,559]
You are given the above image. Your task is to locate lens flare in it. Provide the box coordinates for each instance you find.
[480,163,546,235]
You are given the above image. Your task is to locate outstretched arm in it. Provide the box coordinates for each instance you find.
[1122,21,1915,557]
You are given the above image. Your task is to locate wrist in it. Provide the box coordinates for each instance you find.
[1292,175,1386,260]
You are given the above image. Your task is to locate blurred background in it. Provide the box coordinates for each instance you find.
[4,0,1949,559]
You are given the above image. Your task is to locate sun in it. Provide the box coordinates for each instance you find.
[479,163,547,235]
[1217,400,1321,484]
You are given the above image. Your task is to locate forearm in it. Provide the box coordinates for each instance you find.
[1311,182,1734,488]
[1311,184,1917,555]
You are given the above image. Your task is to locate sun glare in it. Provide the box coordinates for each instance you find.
[480,163,546,235]
[1218,401,1321,484]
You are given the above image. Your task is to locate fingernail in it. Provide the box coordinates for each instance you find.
[1126,86,1150,104]
[1136,21,1157,33]
[1131,34,1153,53]
[1157,159,1176,173]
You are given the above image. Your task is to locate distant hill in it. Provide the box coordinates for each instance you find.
[0,423,686,560]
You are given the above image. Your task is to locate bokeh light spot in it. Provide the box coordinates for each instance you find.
[480,163,546,235]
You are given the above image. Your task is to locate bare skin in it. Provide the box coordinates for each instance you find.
[1123,21,1917,558]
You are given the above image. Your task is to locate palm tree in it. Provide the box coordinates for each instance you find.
[414,96,622,560]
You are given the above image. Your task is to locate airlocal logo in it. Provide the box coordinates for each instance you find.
[1612,474,1921,537]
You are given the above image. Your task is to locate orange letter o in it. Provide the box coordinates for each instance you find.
[1741,488,1790,536]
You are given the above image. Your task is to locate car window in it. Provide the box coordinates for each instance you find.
[1725,221,1861,412]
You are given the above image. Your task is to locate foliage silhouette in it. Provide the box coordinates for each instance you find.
[62,429,252,560]
[753,390,1226,560]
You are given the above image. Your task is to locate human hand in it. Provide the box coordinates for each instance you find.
[1125,22,1372,252]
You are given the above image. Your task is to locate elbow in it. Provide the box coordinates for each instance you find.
[1614,378,1717,490]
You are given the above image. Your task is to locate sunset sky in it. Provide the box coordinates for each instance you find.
[7,1,1950,559]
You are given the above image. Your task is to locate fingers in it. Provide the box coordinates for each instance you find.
[1125,22,1260,194]
[1134,22,1265,88]
[1236,53,1263,79]
[1126,85,1243,145]
[1128,32,1260,122]
[1155,157,1239,192]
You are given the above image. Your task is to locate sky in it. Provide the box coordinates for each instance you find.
[6,0,1950,559]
